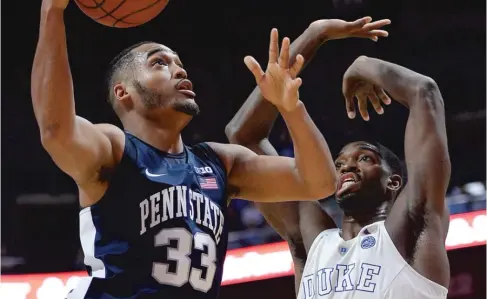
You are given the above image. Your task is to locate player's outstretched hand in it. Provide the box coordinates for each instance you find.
[310,16,391,42]
[342,56,392,121]
[244,28,305,112]
[42,0,70,10]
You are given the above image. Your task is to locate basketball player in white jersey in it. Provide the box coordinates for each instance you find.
[227,20,450,299]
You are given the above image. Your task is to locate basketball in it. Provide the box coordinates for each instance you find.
[74,0,169,28]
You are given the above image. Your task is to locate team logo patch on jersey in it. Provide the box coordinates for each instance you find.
[361,236,376,249]
[339,246,348,255]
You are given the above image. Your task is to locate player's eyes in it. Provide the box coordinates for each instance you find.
[359,155,372,162]
[153,58,167,66]
[335,162,342,169]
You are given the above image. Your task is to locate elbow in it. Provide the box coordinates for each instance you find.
[224,123,240,144]
[416,77,445,113]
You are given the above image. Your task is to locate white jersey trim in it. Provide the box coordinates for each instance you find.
[79,207,106,278]
[67,277,93,299]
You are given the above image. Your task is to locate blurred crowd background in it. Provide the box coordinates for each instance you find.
[1,0,485,298]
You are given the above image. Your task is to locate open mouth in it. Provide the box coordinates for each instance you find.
[178,89,196,98]
[176,79,196,98]
[337,173,361,197]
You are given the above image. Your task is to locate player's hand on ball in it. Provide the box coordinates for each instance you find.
[342,56,391,121]
[310,16,390,42]
[43,0,70,10]
[244,29,305,112]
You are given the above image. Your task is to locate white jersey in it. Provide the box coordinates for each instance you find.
[297,221,448,299]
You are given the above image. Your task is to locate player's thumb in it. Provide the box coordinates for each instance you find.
[291,77,303,94]
[244,56,264,81]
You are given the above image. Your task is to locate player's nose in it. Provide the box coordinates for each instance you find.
[339,161,358,174]
[173,65,187,80]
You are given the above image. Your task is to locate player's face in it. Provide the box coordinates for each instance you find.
[334,142,391,210]
[129,43,200,116]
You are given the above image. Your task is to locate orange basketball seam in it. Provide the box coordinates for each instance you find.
[112,0,166,27]
[74,0,167,28]
[75,0,135,26]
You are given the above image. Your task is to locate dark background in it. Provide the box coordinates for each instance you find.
[1,0,485,298]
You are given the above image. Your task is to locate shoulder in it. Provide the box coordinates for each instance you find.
[191,142,238,174]
[203,142,257,174]
[94,123,124,141]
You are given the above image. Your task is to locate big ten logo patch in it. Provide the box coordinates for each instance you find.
[195,166,213,175]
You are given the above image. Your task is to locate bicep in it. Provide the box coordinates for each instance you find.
[41,116,118,184]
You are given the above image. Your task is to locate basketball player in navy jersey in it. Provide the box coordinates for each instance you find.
[32,1,340,298]
[227,22,451,299]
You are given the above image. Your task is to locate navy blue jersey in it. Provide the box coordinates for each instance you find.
[70,132,229,299]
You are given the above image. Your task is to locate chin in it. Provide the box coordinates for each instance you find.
[335,190,369,211]
[173,99,200,116]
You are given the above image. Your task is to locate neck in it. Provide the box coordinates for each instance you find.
[121,111,191,154]
[340,201,390,240]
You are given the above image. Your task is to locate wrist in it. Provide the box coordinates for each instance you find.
[279,100,305,116]
[41,4,66,16]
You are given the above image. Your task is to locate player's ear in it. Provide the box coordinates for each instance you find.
[387,174,402,192]
[114,82,130,102]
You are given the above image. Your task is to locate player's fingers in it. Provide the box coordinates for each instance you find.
[244,56,265,82]
[278,37,291,69]
[289,54,305,78]
[348,16,372,29]
[344,95,356,119]
[375,85,392,105]
[365,30,389,37]
[363,19,391,30]
[357,94,370,121]
[269,28,279,64]
[354,30,389,41]
[368,92,384,115]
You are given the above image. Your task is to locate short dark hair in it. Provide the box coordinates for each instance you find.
[368,141,406,183]
[105,41,155,105]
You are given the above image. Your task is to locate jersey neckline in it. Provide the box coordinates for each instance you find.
[124,131,188,161]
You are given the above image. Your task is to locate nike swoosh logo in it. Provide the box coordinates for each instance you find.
[145,169,167,177]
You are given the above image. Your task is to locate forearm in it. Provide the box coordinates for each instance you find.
[226,26,324,145]
[281,102,337,194]
[31,7,75,141]
[354,56,436,108]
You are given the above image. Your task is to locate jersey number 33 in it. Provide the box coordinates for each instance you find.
[153,228,217,292]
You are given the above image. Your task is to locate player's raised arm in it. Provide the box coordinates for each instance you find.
[341,56,451,286]
[342,56,450,219]
[213,29,337,202]
[226,17,390,148]
[224,18,390,261]
[32,0,119,195]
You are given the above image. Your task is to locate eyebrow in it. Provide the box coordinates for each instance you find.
[146,48,178,58]
[336,145,382,159]
[358,145,382,158]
